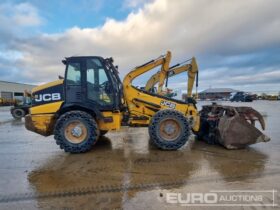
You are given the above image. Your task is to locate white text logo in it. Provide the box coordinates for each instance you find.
[35,93,61,102]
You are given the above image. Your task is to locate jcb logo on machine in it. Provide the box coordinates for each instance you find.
[35,93,61,102]
[160,100,176,109]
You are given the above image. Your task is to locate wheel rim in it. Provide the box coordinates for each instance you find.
[14,110,23,117]
[159,118,181,141]
[64,120,88,144]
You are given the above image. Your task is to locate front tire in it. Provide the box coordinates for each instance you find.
[54,111,99,153]
[149,109,190,150]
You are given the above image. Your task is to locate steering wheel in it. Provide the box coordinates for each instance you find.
[100,81,109,88]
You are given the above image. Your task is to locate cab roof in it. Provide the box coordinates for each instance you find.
[62,56,105,64]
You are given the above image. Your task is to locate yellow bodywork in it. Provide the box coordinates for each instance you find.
[97,111,122,131]
[30,101,64,115]
[157,51,172,93]
[28,103,121,135]
[124,88,200,131]
[27,110,121,136]
[33,79,63,92]
[25,114,56,136]
[123,52,200,131]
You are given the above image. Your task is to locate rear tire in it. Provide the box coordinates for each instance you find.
[12,108,25,119]
[54,111,99,153]
[149,109,190,150]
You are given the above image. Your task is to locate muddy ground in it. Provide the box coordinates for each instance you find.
[0,101,279,209]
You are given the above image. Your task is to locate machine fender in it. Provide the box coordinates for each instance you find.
[58,103,104,120]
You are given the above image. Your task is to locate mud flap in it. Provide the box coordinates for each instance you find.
[199,104,270,149]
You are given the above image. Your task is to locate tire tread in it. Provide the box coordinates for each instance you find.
[148,109,190,150]
[54,111,98,153]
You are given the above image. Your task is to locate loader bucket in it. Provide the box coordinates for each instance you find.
[199,105,270,149]
[218,112,270,149]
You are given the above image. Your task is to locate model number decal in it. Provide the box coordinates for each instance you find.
[160,100,176,109]
[35,93,61,102]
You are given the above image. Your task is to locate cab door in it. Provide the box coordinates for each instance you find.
[65,60,83,103]
[85,58,114,110]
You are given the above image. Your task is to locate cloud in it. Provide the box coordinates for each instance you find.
[0,1,43,54]
[1,0,280,92]
[0,2,42,36]
[123,0,153,9]
[12,2,42,27]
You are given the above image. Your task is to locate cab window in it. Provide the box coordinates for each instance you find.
[66,63,81,85]
[86,59,113,105]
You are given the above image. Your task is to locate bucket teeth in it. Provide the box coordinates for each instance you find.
[234,107,265,130]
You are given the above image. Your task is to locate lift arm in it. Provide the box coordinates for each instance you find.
[187,57,198,97]
[123,51,171,88]
[123,51,172,114]
[145,57,198,97]
[145,62,193,92]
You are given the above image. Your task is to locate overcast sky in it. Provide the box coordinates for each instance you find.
[0,0,279,93]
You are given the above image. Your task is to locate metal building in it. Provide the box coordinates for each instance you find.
[0,81,36,101]
[199,88,240,100]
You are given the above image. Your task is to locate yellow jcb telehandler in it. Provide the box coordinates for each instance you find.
[25,51,269,153]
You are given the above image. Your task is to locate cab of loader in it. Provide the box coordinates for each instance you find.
[62,56,123,112]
